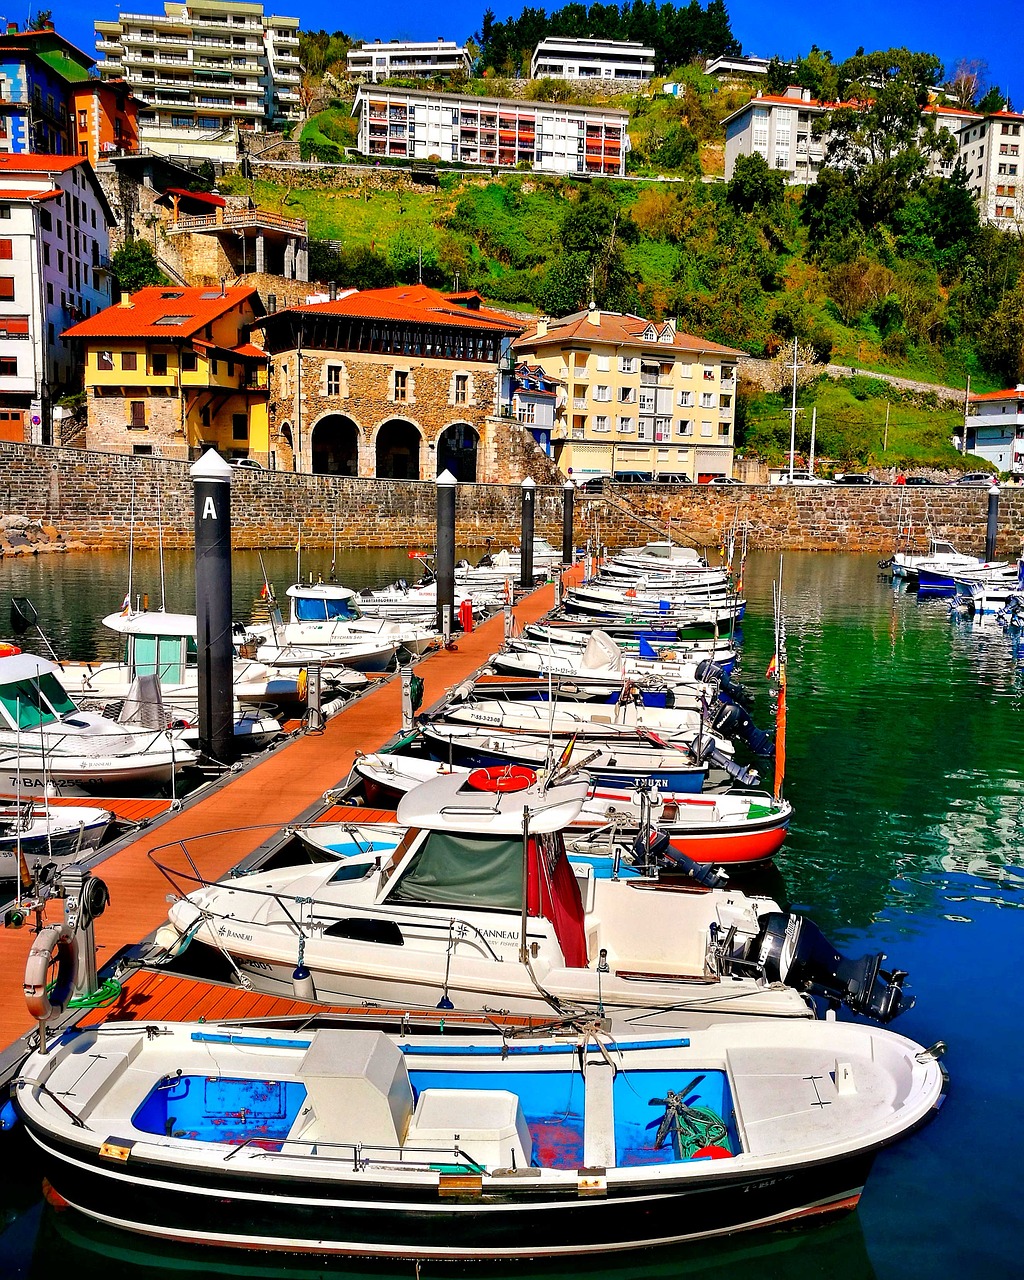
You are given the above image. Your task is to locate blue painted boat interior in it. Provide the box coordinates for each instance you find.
[132,1076,308,1145]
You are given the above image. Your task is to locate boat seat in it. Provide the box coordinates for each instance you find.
[406,1089,533,1171]
[582,1058,615,1169]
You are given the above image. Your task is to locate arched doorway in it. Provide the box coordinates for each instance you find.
[278,423,295,472]
[311,414,359,475]
[437,422,479,482]
[375,419,421,479]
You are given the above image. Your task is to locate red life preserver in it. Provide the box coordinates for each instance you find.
[468,765,537,793]
[24,923,78,1024]
[0,644,21,658]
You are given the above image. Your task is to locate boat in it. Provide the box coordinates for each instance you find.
[160,769,912,1026]
[563,591,744,628]
[13,1017,947,1258]
[521,622,736,664]
[349,752,792,870]
[490,630,735,686]
[890,538,1003,591]
[950,560,1024,616]
[0,653,197,793]
[0,800,112,869]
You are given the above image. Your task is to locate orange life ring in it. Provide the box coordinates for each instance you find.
[0,644,21,658]
[24,923,78,1024]
[468,765,537,793]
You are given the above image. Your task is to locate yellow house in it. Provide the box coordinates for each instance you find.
[64,286,271,463]
[513,307,743,482]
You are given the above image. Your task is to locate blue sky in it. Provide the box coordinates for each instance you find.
[53,0,1022,106]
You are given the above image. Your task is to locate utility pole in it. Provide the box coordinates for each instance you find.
[883,401,890,453]
[963,375,971,454]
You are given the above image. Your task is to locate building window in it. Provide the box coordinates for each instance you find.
[97,350,113,371]
[0,356,16,376]
[129,401,146,429]
[617,416,634,433]
[151,353,167,376]
[0,239,11,260]
[0,276,13,300]
[0,206,9,219]
[701,420,713,437]
[596,355,610,372]
[593,414,609,432]
[181,351,198,372]
[232,413,248,440]
[121,351,137,371]
[453,373,468,404]
[678,419,693,436]
[719,423,730,438]
[326,364,342,395]
[701,392,715,407]
[394,370,408,401]
[45,282,53,303]
[78,110,87,131]
[132,444,153,455]
[594,385,610,402]
[619,356,636,374]
[702,366,715,381]
[516,401,535,424]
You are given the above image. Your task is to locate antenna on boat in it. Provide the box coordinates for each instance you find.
[519,805,530,966]
[329,497,338,582]
[296,522,302,586]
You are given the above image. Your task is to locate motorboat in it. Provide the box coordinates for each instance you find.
[890,538,1001,590]
[0,800,112,869]
[160,769,912,1026]
[520,623,737,666]
[951,561,1024,616]
[14,1017,946,1258]
[351,752,792,871]
[490,630,734,686]
[0,653,197,792]
[563,590,744,628]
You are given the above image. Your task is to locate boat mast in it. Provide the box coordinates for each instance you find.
[127,478,135,610]
[157,487,166,612]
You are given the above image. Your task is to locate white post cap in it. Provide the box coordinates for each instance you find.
[190,448,233,484]
[436,468,458,487]
[521,476,536,489]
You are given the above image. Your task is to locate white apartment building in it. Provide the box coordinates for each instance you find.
[958,110,1024,229]
[724,86,978,184]
[352,86,629,176]
[965,386,1024,475]
[347,39,471,84]
[0,154,113,445]
[94,0,301,162]
[530,36,654,83]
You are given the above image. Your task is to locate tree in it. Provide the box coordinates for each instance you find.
[978,86,1013,114]
[945,58,988,110]
[539,251,592,316]
[727,153,785,214]
[111,239,166,294]
[764,56,793,96]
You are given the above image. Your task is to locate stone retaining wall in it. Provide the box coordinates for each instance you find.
[3,443,1022,556]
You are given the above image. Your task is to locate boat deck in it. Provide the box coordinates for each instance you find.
[0,570,581,1051]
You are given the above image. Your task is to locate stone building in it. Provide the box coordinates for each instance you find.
[254,285,529,481]
[65,284,271,462]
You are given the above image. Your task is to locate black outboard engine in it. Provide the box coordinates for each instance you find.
[709,701,773,758]
[632,828,729,888]
[694,659,754,710]
[753,911,913,1024]
[689,734,760,787]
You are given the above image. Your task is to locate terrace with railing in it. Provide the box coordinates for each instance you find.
[168,207,307,237]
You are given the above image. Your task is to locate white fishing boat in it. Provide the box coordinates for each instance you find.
[563,589,744,627]
[160,769,911,1026]
[0,800,112,869]
[0,653,197,792]
[890,537,996,585]
[490,629,725,688]
[14,1017,947,1258]
[521,623,737,666]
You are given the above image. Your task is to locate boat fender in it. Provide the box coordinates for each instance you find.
[24,923,78,1024]
[292,963,315,1001]
[467,765,537,792]
[0,1100,18,1131]
[0,643,21,658]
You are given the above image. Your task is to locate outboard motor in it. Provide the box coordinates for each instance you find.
[709,700,773,757]
[689,734,760,787]
[633,828,729,888]
[694,659,751,707]
[751,911,913,1024]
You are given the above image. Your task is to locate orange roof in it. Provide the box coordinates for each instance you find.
[0,186,63,201]
[515,310,745,358]
[970,388,1024,402]
[264,284,523,333]
[63,286,258,340]
[165,186,227,208]
[0,153,85,174]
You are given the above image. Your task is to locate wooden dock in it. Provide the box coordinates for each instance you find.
[0,569,583,1051]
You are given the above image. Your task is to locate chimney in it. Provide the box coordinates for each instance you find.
[329,280,337,301]
[587,302,600,327]
[6,23,17,35]
[803,88,811,102]
[536,318,548,338]
[220,277,226,297]
[785,84,803,100]
[119,291,133,308]
[267,293,277,314]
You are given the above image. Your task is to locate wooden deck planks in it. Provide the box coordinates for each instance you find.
[0,571,581,1050]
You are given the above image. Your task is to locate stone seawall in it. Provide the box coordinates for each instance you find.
[4,443,1022,556]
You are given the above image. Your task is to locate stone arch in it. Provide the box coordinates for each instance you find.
[436,421,479,482]
[375,417,422,480]
[311,413,360,476]
[277,422,295,472]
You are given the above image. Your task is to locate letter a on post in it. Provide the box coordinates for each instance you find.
[202,496,218,520]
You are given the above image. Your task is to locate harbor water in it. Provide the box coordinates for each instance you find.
[0,546,1022,1277]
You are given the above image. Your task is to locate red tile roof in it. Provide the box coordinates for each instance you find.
[63,286,258,340]
[970,388,1024,402]
[264,284,523,333]
[165,187,227,208]
[515,310,745,357]
[0,154,85,173]
[0,186,63,201]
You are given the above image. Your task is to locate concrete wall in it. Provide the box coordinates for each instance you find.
[3,442,1022,556]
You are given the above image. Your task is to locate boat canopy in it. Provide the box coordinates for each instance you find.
[581,630,622,671]
[0,667,77,730]
[286,584,363,623]
[103,611,199,638]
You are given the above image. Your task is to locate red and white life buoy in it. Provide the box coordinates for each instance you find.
[24,923,78,1024]
[0,643,21,658]
[467,765,537,793]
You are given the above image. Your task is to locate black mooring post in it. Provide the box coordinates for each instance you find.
[191,449,236,764]
[520,476,536,589]
[562,479,575,566]
[986,481,1000,561]
[436,468,456,637]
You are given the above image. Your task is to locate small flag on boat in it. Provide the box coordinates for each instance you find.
[638,635,658,660]
[120,592,131,617]
[509,611,522,638]
[765,653,778,680]
[260,582,269,600]
[556,734,577,771]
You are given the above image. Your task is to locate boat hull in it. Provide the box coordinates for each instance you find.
[29,1129,875,1258]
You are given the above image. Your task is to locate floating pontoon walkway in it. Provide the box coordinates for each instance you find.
[0,569,583,1051]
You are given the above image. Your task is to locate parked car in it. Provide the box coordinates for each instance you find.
[230,458,264,471]
[575,475,610,493]
[655,473,693,485]
[708,476,743,485]
[773,470,835,486]
[904,476,937,485]
[612,471,654,484]
[835,473,882,485]
[950,472,998,486]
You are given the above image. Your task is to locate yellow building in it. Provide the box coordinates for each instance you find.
[64,285,271,463]
[513,307,742,482]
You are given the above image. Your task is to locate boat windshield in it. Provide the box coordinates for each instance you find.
[390,832,523,909]
[0,674,77,730]
[293,596,362,623]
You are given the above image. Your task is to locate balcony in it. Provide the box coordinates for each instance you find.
[169,208,308,236]
[573,396,587,410]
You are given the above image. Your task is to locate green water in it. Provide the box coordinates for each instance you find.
[0,548,1022,1277]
